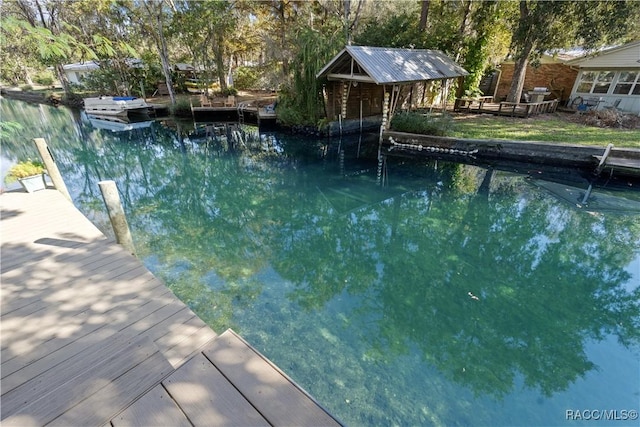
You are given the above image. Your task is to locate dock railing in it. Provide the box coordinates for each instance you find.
[497,99,559,118]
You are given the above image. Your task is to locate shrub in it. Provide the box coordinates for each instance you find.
[221,87,238,96]
[20,84,33,92]
[5,159,45,183]
[390,111,453,136]
[34,71,55,86]
[170,98,193,117]
[233,66,259,90]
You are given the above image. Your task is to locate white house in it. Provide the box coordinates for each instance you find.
[567,40,640,114]
[62,61,100,84]
[62,59,145,85]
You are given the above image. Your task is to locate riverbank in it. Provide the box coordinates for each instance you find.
[450,111,640,146]
[3,89,639,175]
[383,130,640,178]
[0,85,276,113]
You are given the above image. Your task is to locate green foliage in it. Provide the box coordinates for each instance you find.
[506,0,640,101]
[20,84,33,92]
[233,66,259,90]
[279,27,342,127]
[169,98,193,117]
[355,13,425,48]
[274,89,308,127]
[34,71,55,86]
[0,121,23,140]
[5,159,45,183]
[356,1,513,97]
[391,111,453,136]
[171,0,237,92]
[221,87,238,96]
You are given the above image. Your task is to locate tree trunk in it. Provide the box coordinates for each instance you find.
[344,0,351,44]
[457,0,472,40]
[55,64,72,95]
[506,0,534,103]
[419,0,430,32]
[455,0,472,61]
[156,8,176,105]
[348,0,364,39]
[506,41,534,103]
[214,31,227,91]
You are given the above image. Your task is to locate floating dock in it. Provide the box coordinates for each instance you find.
[0,189,340,426]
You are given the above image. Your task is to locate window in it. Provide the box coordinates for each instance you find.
[576,71,597,93]
[613,71,639,95]
[576,70,640,96]
[593,71,615,93]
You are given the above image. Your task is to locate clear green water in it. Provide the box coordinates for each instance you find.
[3,99,640,426]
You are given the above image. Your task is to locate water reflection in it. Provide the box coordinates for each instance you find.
[2,99,639,426]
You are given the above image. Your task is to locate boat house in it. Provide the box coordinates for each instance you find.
[316,46,468,134]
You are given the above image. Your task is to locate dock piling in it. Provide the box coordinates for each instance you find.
[33,138,72,202]
[98,180,137,256]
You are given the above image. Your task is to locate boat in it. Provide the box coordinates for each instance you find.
[88,115,154,132]
[83,96,151,118]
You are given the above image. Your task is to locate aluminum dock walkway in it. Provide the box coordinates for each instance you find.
[1,189,340,426]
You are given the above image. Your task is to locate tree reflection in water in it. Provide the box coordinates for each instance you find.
[3,99,639,426]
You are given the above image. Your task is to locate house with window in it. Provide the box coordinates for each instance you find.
[62,61,100,84]
[491,51,581,104]
[566,40,640,114]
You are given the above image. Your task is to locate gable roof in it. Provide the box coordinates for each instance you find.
[317,45,468,85]
[566,40,640,68]
[63,61,100,72]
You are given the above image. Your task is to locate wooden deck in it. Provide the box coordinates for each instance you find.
[191,104,277,125]
[1,189,340,426]
[454,98,559,118]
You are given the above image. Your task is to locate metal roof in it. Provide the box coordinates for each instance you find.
[62,61,100,72]
[317,45,468,84]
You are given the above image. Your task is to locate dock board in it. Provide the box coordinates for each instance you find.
[1,189,340,426]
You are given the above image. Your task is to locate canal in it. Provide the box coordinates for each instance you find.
[2,99,639,426]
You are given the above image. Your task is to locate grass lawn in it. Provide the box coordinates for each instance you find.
[450,112,640,149]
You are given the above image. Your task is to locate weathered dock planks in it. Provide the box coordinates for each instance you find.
[1,189,341,426]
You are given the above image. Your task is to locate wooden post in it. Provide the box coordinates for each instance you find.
[98,180,137,257]
[33,138,72,202]
[595,143,614,175]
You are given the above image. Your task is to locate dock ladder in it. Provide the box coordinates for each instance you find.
[237,103,246,124]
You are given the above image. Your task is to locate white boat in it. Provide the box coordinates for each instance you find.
[84,96,150,118]
[88,115,154,132]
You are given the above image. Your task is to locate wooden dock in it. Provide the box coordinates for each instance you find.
[191,104,277,126]
[1,189,340,426]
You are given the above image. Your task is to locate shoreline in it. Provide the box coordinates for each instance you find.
[383,130,640,179]
[3,88,639,178]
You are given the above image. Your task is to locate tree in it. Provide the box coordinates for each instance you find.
[418,0,430,32]
[1,0,138,95]
[139,0,177,104]
[506,0,640,103]
[172,0,237,92]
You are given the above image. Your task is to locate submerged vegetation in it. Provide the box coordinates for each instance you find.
[4,98,640,426]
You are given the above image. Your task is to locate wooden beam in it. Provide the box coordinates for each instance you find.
[326,73,375,83]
